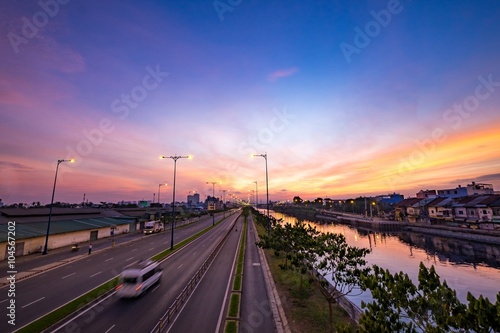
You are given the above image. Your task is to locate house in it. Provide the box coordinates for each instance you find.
[427,197,454,224]
[416,190,437,199]
[437,182,495,198]
[395,197,425,222]
[489,196,500,229]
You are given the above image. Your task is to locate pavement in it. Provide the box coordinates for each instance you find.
[239,214,290,333]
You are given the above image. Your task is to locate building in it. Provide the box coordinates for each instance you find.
[416,190,437,199]
[427,197,454,224]
[0,207,143,260]
[437,182,494,198]
[187,193,200,207]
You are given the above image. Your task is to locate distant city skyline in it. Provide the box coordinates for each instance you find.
[1,1,499,205]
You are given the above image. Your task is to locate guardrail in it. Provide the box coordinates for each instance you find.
[151,215,238,333]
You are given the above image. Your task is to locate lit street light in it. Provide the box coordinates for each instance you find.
[253,153,269,234]
[43,158,75,255]
[161,155,191,250]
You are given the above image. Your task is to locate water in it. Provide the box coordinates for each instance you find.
[270,211,500,308]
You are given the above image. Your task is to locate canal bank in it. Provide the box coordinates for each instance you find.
[273,206,500,246]
[269,208,500,306]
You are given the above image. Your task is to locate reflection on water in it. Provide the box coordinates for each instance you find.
[270,211,500,306]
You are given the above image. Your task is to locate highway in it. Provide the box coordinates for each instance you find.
[167,214,244,333]
[48,213,239,332]
[0,212,234,333]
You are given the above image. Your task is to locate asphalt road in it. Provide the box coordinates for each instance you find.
[0,212,233,333]
[167,214,244,333]
[48,213,239,333]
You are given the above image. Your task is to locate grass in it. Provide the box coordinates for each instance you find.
[253,215,353,333]
[228,293,240,317]
[225,320,238,333]
[233,274,242,291]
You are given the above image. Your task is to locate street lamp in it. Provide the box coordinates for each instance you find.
[161,155,191,250]
[43,158,75,255]
[220,189,227,218]
[253,181,258,208]
[206,181,219,225]
[253,153,269,233]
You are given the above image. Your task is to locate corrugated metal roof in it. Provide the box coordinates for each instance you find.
[0,216,134,242]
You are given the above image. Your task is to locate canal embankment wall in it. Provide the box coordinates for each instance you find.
[272,206,500,246]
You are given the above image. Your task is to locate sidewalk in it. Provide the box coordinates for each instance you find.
[239,215,290,333]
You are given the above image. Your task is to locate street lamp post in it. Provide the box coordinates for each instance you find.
[158,183,167,221]
[161,155,190,250]
[158,183,167,205]
[43,158,74,255]
[253,153,269,234]
[220,189,227,219]
[253,181,258,208]
[206,181,219,225]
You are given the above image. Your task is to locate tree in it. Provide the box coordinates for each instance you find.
[339,262,500,333]
[313,232,371,333]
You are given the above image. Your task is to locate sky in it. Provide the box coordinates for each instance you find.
[1,0,500,205]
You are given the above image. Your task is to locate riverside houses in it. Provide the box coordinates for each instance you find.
[396,194,500,230]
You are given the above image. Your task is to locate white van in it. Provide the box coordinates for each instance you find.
[115,260,162,298]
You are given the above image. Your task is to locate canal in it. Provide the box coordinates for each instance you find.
[270,211,500,308]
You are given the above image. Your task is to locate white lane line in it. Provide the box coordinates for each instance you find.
[125,257,134,261]
[151,284,160,293]
[90,271,102,278]
[22,297,45,308]
[178,264,183,269]
[50,292,116,332]
[104,324,115,333]
[0,299,8,304]
[149,247,154,251]
[62,272,76,279]
[105,258,114,262]
[131,248,138,252]
[192,252,197,256]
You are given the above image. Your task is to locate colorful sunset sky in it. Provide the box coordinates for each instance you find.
[1,0,500,205]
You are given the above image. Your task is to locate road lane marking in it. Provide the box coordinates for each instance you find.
[178,264,183,269]
[62,272,76,279]
[152,285,160,293]
[192,252,197,256]
[90,271,102,278]
[131,248,138,252]
[105,257,114,262]
[104,324,115,333]
[252,263,261,266]
[125,257,134,261]
[0,299,8,304]
[149,247,154,251]
[22,297,45,308]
